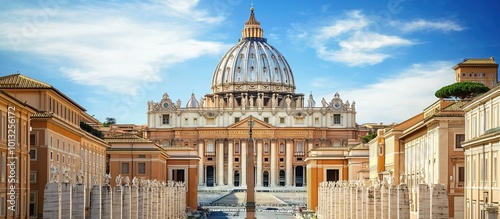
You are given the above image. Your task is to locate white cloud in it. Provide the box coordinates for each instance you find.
[322,61,456,124]
[0,1,228,95]
[396,19,464,32]
[311,10,415,67]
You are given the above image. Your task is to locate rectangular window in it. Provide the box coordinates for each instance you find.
[234,117,240,123]
[279,117,285,124]
[0,194,5,216]
[30,133,36,146]
[235,157,239,162]
[333,114,341,124]
[234,143,240,154]
[172,169,185,183]
[30,172,37,183]
[29,191,37,217]
[1,154,5,183]
[193,118,198,125]
[458,166,465,187]
[162,114,170,125]
[455,134,465,149]
[30,149,37,160]
[326,169,340,182]
[314,117,319,125]
[297,142,303,153]
[121,163,130,174]
[138,163,146,174]
[494,152,498,185]
[207,142,215,153]
[264,143,269,153]
[138,155,146,158]
[279,144,285,153]
[263,117,269,123]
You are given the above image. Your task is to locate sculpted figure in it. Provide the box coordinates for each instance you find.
[50,166,59,182]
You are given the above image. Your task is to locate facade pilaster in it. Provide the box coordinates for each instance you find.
[241,140,247,187]
[217,140,224,186]
[270,139,277,187]
[228,141,234,186]
[256,140,263,187]
[198,140,204,186]
[286,139,293,186]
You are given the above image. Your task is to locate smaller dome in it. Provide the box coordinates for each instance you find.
[186,93,199,108]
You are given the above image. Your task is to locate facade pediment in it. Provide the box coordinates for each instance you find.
[228,116,274,129]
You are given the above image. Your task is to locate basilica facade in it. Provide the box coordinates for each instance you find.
[146,8,366,190]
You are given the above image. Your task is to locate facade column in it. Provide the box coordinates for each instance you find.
[228,141,234,186]
[198,141,204,186]
[256,140,263,187]
[270,140,277,187]
[241,141,247,187]
[217,140,225,186]
[286,140,293,186]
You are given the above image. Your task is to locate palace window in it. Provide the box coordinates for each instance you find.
[326,169,340,182]
[457,166,465,187]
[333,114,341,124]
[172,169,185,183]
[207,142,215,153]
[30,149,37,160]
[279,143,285,153]
[138,163,146,174]
[234,143,240,154]
[297,142,303,153]
[162,114,170,125]
[122,163,130,174]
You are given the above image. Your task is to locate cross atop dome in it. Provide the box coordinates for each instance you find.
[242,6,264,39]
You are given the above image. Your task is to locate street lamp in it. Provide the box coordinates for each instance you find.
[246,115,256,219]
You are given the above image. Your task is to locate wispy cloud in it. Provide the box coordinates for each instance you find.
[394,19,464,32]
[327,61,456,124]
[309,10,415,67]
[0,1,228,95]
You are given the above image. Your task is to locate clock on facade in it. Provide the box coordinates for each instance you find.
[333,102,341,109]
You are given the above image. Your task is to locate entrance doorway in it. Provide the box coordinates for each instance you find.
[206,166,215,187]
[263,171,269,187]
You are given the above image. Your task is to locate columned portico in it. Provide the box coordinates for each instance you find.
[270,140,277,187]
[256,140,263,187]
[286,140,293,186]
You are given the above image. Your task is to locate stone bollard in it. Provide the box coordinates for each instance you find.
[61,182,72,219]
[90,184,101,219]
[112,176,123,219]
[122,176,132,219]
[417,184,431,219]
[101,177,113,219]
[43,181,62,219]
[131,177,139,219]
[397,183,410,219]
[430,184,449,219]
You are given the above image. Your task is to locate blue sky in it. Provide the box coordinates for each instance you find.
[0,0,499,125]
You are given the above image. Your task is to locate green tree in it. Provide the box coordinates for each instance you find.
[435,81,490,100]
[103,117,116,127]
[362,132,377,143]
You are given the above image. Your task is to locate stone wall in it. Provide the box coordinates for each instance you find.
[316,179,448,219]
[43,168,186,219]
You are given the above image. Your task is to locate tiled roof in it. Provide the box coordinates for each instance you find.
[104,133,152,143]
[0,73,52,88]
[0,73,87,111]
[461,58,496,64]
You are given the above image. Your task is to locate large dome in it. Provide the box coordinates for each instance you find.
[211,8,295,95]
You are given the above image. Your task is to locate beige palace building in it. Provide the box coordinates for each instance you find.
[0,90,37,219]
[462,84,500,219]
[0,73,109,218]
[145,7,368,211]
[454,57,498,88]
